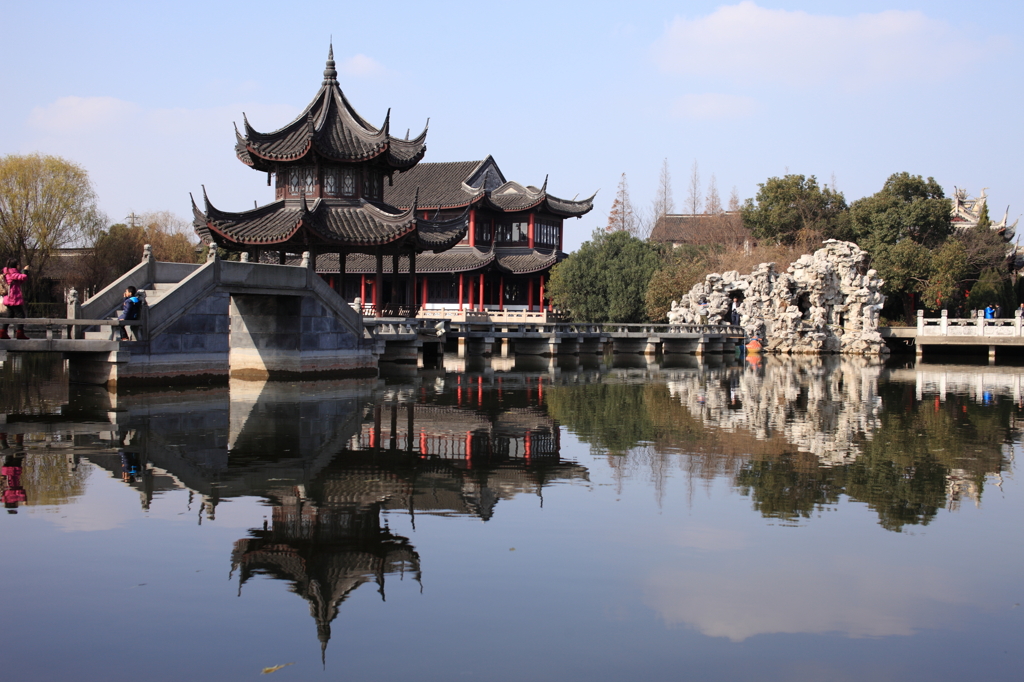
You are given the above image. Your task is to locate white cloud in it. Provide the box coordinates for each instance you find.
[338,54,388,78]
[671,93,756,119]
[29,96,142,134]
[652,1,1003,90]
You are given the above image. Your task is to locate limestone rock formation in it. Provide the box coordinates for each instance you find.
[666,240,888,355]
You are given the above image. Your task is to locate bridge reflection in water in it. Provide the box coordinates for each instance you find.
[0,370,586,659]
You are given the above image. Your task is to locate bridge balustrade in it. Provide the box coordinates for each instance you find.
[917,309,1024,338]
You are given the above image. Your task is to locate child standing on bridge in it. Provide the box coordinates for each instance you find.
[1,258,29,340]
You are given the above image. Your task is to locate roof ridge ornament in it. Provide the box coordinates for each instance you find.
[323,43,338,85]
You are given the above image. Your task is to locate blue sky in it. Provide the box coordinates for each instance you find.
[1,0,1020,252]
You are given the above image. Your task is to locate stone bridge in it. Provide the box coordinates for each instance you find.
[49,249,378,386]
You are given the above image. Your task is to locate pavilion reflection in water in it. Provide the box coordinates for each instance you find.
[212,377,584,660]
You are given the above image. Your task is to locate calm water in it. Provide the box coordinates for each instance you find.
[1,352,1021,682]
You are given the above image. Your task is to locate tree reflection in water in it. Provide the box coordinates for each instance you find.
[546,356,1015,531]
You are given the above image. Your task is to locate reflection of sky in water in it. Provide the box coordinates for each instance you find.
[1,358,1022,681]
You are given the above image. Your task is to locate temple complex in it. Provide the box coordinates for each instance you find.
[194,48,594,319]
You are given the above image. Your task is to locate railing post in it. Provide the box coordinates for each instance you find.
[916,309,924,335]
[977,309,986,336]
[134,289,147,341]
[208,246,220,284]
[301,251,313,288]
[940,309,948,335]
[143,243,155,284]
[66,288,82,339]
[1016,308,1022,337]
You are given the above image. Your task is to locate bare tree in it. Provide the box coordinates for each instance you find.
[606,173,640,235]
[705,174,723,214]
[686,160,702,215]
[728,186,741,212]
[651,158,675,220]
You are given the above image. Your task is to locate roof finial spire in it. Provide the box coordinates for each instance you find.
[323,41,338,85]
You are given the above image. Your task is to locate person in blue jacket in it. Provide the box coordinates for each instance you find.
[119,286,140,341]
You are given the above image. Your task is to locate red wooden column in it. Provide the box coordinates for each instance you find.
[374,252,383,317]
[421,278,428,310]
[360,274,366,307]
[408,250,417,312]
[528,279,534,312]
[459,273,464,312]
[540,275,546,312]
[478,273,485,312]
[468,209,476,248]
[528,213,535,249]
[468,274,475,310]
[499,276,505,311]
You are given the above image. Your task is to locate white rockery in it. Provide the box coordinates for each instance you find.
[666,240,888,355]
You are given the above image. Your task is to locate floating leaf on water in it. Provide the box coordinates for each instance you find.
[261,663,295,674]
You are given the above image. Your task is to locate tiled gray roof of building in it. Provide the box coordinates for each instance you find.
[312,246,557,275]
[316,248,496,274]
[196,192,467,250]
[386,160,594,218]
[649,212,751,246]
[495,249,561,274]
[234,51,426,172]
[385,160,487,209]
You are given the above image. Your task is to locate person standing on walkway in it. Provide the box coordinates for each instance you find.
[1,258,29,340]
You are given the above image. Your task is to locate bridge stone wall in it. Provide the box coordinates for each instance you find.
[228,293,375,380]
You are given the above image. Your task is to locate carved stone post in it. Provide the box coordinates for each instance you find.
[66,288,82,339]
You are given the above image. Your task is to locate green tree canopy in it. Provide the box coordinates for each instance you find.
[849,172,951,249]
[547,229,661,322]
[740,174,848,245]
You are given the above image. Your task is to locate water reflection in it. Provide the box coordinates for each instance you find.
[1,354,1021,677]
[545,355,1016,531]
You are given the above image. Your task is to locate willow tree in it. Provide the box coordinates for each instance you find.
[0,154,102,284]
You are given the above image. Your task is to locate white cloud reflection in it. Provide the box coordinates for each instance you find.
[644,552,968,641]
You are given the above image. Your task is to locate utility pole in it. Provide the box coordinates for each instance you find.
[126,212,141,228]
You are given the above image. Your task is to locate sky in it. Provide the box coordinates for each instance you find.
[1,0,1020,253]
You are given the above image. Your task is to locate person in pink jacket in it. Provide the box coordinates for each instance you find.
[2,258,30,340]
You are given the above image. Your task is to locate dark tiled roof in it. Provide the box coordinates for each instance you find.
[495,249,560,274]
[234,51,426,172]
[386,160,594,218]
[195,193,466,250]
[320,248,496,274]
[649,212,751,246]
[313,247,557,275]
[385,160,487,209]
[484,181,594,217]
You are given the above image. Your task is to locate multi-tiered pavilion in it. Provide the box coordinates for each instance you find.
[193,47,469,317]
[194,48,593,318]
